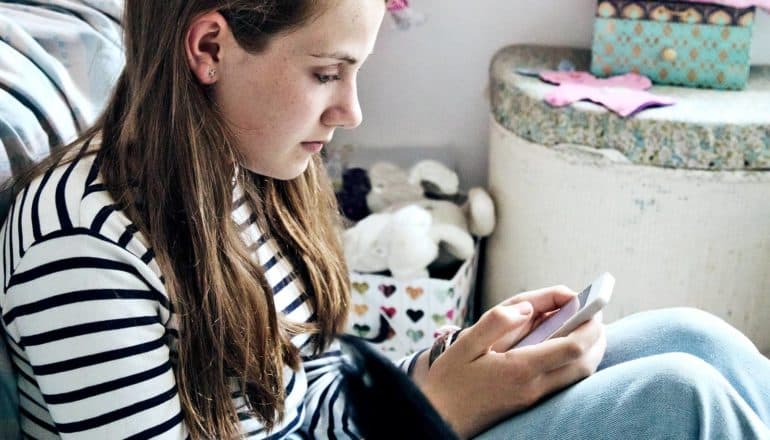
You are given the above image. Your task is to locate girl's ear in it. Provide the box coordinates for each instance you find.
[185,11,227,85]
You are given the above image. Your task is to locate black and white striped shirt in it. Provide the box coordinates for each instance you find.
[1,153,418,439]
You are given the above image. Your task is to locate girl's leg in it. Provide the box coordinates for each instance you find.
[475,352,769,439]
[600,307,770,424]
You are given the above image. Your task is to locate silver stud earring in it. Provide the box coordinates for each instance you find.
[207,67,217,80]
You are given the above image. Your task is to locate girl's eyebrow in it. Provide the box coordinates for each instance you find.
[310,51,359,65]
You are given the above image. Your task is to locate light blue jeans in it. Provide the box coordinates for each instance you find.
[476,308,770,439]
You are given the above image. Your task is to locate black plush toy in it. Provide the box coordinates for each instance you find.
[335,167,372,221]
[337,334,460,440]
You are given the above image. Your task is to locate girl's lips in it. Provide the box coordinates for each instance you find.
[301,142,324,153]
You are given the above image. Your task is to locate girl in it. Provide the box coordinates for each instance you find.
[1,1,768,439]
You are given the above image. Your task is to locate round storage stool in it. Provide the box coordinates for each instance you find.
[484,45,770,353]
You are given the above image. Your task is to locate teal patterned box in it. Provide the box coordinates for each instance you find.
[591,0,756,90]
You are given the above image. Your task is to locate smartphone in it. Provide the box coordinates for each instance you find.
[513,272,615,348]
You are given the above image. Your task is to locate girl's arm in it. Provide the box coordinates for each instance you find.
[300,339,424,438]
[3,231,187,439]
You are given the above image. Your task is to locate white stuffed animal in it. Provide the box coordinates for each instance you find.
[343,205,468,280]
[343,205,431,280]
[342,190,496,280]
[343,159,496,280]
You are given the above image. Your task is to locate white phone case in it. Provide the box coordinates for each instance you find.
[513,272,614,348]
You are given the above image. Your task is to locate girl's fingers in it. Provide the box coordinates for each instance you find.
[500,285,578,314]
[510,317,604,372]
[450,301,533,362]
[534,323,607,397]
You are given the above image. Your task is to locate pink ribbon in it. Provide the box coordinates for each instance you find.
[387,0,410,12]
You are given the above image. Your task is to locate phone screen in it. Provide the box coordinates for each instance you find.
[577,284,592,308]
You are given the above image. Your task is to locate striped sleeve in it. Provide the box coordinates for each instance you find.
[300,340,362,439]
[396,349,425,376]
[2,230,187,439]
[299,340,426,439]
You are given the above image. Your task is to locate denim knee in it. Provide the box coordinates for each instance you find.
[624,352,761,438]
[641,307,750,355]
[642,351,722,389]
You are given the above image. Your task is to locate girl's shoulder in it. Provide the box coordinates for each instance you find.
[2,147,160,281]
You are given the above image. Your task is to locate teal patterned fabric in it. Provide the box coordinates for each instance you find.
[590,0,755,90]
[592,18,753,89]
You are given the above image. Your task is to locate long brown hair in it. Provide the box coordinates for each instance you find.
[7,1,351,437]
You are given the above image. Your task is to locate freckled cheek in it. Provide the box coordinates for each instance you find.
[278,90,321,129]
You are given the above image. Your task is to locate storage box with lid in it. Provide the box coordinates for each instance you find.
[590,0,757,89]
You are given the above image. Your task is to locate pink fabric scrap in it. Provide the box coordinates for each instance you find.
[540,71,653,90]
[539,71,676,118]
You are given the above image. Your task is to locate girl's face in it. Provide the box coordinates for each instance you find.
[215,0,386,180]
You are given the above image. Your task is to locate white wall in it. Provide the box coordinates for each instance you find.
[333,0,770,187]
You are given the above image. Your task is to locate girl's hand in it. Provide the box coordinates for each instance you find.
[418,286,607,439]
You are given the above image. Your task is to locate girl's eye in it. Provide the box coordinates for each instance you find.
[315,73,341,84]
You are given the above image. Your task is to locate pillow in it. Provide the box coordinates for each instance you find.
[0,2,125,435]
[0,0,125,217]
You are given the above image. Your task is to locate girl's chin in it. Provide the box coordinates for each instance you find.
[242,158,311,181]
